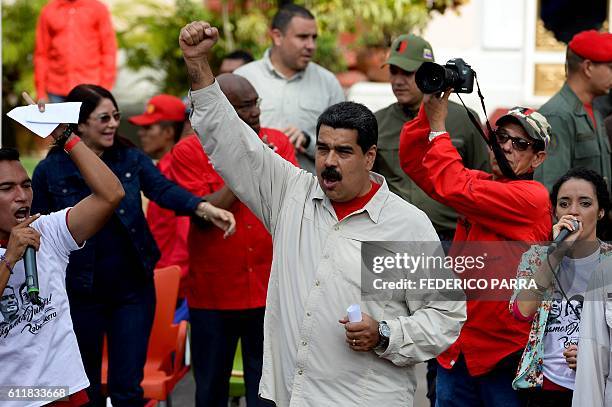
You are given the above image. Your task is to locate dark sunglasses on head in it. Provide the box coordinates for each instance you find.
[495,131,533,151]
[94,111,121,124]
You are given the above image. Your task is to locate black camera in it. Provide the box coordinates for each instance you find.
[415,58,475,94]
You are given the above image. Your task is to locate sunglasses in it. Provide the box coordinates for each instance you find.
[495,131,533,151]
[93,111,121,124]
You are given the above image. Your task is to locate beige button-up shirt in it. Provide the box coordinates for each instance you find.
[234,49,345,172]
[190,81,466,407]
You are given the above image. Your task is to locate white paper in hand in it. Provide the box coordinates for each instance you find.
[347,304,362,323]
[7,102,81,138]
[26,102,81,124]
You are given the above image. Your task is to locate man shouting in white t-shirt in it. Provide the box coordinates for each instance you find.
[0,121,234,406]
[0,124,124,406]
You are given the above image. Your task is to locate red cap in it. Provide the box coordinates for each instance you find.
[129,94,186,126]
[568,30,612,62]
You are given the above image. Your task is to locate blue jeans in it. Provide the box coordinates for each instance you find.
[70,282,156,407]
[190,307,274,407]
[436,353,523,407]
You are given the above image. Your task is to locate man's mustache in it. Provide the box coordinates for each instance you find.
[321,167,342,182]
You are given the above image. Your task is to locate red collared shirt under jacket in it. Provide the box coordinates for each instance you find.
[34,0,117,99]
[171,129,298,310]
[399,105,552,376]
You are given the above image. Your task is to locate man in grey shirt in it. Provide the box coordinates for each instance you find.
[180,21,466,407]
[234,4,345,172]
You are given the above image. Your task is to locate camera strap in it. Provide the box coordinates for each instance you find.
[456,73,519,180]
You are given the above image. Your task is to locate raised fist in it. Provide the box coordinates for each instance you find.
[179,21,219,60]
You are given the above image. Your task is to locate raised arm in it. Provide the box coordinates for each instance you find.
[19,93,125,245]
[179,21,302,233]
[412,93,550,238]
[399,105,439,196]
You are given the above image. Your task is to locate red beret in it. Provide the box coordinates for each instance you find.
[569,30,612,62]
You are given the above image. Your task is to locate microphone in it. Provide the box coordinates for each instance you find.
[24,246,43,306]
[547,220,580,254]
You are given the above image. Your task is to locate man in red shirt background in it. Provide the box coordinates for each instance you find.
[400,91,553,406]
[129,94,191,299]
[34,0,117,102]
[171,73,297,407]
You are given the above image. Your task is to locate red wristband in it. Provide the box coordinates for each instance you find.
[64,136,81,154]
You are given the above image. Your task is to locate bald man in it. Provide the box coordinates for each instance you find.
[171,74,297,407]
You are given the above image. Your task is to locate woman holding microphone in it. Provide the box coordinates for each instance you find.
[510,167,611,406]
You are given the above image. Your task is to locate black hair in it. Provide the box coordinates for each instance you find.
[566,48,584,75]
[223,50,254,64]
[0,148,20,162]
[158,120,185,143]
[316,102,378,154]
[271,4,315,33]
[67,84,119,126]
[551,167,611,235]
[50,84,133,151]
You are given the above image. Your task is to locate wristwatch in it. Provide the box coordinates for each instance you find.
[428,130,447,141]
[376,320,391,350]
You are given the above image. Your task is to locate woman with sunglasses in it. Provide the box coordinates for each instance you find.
[510,168,612,406]
[31,84,236,406]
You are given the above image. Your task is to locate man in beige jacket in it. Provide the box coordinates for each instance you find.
[179,21,466,407]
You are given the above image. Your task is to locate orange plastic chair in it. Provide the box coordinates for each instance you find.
[101,265,189,405]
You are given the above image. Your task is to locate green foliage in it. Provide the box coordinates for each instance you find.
[313,0,430,46]
[115,0,275,95]
[1,0,466,106]
[2,0,47,110]
[20,155,41,177]
[113,0,465,94]
[310,0,465,46]
[114,0,217,96]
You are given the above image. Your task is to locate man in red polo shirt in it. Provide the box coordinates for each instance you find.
[34,0,117,102]
[129,95,191,298]
[400,91,553,406]
[171,73,297,407]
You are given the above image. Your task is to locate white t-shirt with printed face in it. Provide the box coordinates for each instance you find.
[0,209,89,407]
[543,249,600,390]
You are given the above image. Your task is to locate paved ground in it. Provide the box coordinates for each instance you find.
[169,362,430,407]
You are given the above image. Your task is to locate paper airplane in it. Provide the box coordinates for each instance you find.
[7,102,82,138]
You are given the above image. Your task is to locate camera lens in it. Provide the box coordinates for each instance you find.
[415,62,447,94]
[415,59,475,94]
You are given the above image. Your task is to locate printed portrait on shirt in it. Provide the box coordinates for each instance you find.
[0,285,19,323]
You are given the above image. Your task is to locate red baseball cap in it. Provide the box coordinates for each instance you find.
[129,94,186,126]
[568,30,612,62]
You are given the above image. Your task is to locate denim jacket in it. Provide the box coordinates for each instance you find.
[31,145,201,293]
[510,242,612,389]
